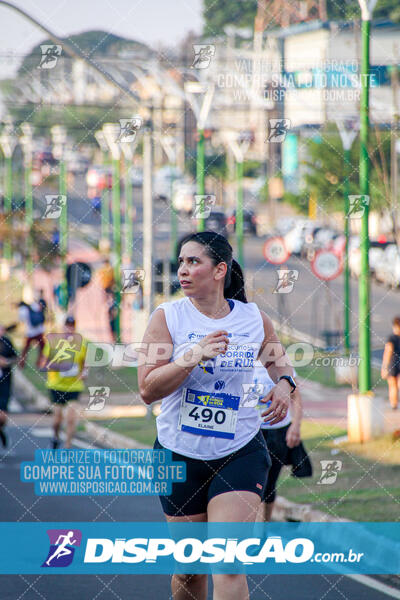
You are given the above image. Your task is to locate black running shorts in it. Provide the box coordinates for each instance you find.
[154,430,271,517]
[260,425,290,503]
[49,390,80,405]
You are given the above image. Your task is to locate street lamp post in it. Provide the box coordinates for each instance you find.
[20,123,33,276]
[357,0,378,393]
[335,119,358,356]
[120,141,137,262]
[184,82,215,232]
[51,125,68,310]
[94,130,110,244]
[103,123,122,342]
[0,123,17,261]
[347,0,383,445]
[159,135,179,261]
[222,132,250,269]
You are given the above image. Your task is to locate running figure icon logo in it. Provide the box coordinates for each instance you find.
[42,529,82,567]
[117,117,142,143]
[317,460,342,484]
[193,194,216,219]
[241,383,264,407]
[121,269,145,293]
[348,195,370,219]
[86,386,110,411]
[191,44,215,69]
[45,335,81,371]
[38,44,62,69]
[267,119,291,143]
[273,269,299,294]
[43,195,66,219]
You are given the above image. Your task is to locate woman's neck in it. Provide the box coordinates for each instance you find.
[189,293,230,319]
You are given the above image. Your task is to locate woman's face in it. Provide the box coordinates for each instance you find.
[177,241,227,297]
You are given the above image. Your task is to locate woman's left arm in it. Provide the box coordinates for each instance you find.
[257,310,294,426]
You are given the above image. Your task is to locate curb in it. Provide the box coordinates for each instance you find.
[273,496,350,523]
[13,368,49,412]
[84,421,151,449]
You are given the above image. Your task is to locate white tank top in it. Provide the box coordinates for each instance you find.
[253,361,292,429]
[155,297,265,459]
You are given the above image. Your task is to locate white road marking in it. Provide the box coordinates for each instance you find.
[347,575,400,599]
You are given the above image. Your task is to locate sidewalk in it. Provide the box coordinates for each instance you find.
[298,376,400,434]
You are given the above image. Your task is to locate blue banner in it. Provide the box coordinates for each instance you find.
[0,522,399,574]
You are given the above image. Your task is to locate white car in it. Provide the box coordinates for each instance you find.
[374,244,400,288]
[284,220,319,256]
[153,166,184,201]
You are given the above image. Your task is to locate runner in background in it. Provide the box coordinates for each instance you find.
[97,258,115,300]
[17,295,46,369]
[381,316,400,410]
[254,364,312,521]
[40,315,88,449]
[0,324,18,448]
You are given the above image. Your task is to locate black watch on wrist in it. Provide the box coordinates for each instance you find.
[278,375,296,393]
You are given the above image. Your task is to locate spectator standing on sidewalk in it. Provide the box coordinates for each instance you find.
[381,316,400,409]
[97,259,115,299]
[0,324,18,448]
[17,295,46,369]
[40,316,88,449]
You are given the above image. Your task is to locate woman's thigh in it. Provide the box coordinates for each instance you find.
[207,490,261,522]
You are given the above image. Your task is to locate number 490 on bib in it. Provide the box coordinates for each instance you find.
[178,387,240,439]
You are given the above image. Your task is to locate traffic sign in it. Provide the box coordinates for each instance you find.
[263,236,290,265]
[311,250,342,281]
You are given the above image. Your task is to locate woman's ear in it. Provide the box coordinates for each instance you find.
[214,262,227,282]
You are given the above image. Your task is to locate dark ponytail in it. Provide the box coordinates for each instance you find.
[177,231,248,303]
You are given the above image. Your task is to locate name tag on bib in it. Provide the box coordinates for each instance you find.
[178,387,240,439]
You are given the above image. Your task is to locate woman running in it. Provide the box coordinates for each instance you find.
[253,366,310,522]
[138,231,296,600]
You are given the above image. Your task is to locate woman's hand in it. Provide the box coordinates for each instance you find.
[260,379,291,425]
[286,423,301,448]
[195,330,229,361]
[381,367,388,380]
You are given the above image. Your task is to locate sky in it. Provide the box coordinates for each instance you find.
[0,0,204,78]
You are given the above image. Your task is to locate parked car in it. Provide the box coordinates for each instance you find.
[374,243,400,288]
[350,238,391,279]
[284,220,319,256]
[227,209,257,236]
[199,210,228,237]
[154,166,184,201]
[129,166,143,187]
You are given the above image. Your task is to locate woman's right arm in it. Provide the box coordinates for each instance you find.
[381,342,393,379]
[138,309,229,404]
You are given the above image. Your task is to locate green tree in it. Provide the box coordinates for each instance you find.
[203,0,400,37]
[285,124,392,218]
[203,0,257,37]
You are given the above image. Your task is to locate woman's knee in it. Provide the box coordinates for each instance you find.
[173,572,207,586]
[212,573,246,590]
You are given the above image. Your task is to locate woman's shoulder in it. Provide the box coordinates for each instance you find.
[233,299,263,316]
[156,297,187,311]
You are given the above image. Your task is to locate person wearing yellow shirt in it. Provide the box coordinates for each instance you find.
[40,315,88,449]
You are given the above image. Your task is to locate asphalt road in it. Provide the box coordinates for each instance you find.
[0,418,399,600]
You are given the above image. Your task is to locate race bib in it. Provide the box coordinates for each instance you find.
[178,387,240,439]
[58,364,80,378]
